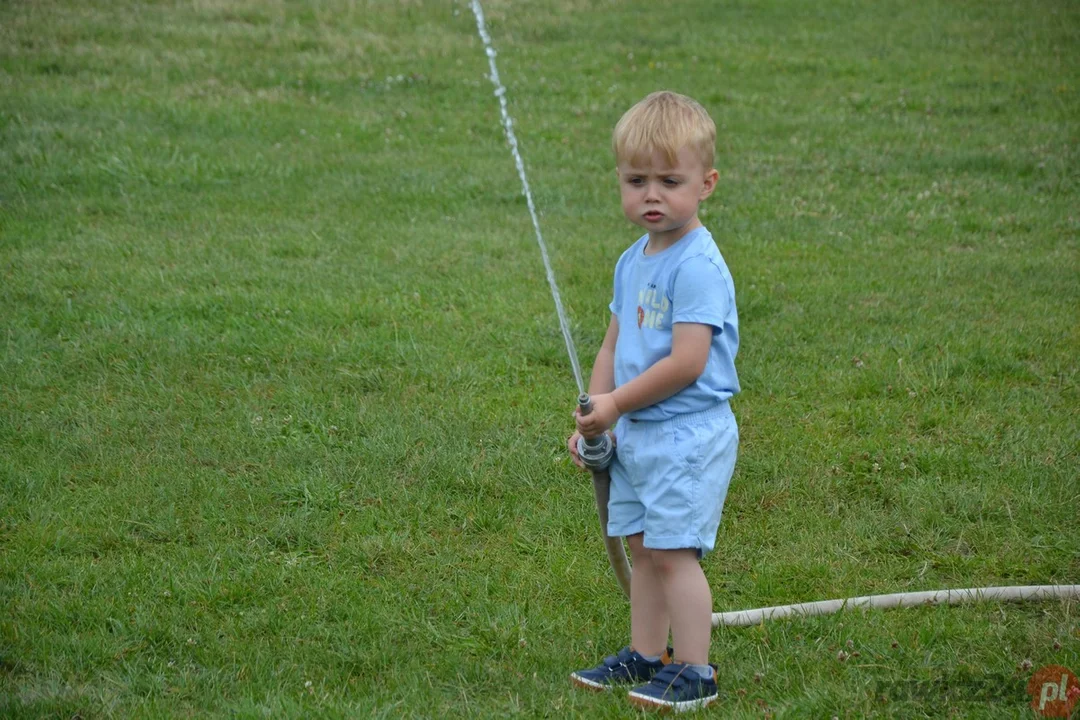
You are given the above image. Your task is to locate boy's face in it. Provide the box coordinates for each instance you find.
[617,146,718,248]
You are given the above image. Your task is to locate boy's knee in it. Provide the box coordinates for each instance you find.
[650,548,698,576]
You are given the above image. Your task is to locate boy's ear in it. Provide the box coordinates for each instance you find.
[699,168,719,200]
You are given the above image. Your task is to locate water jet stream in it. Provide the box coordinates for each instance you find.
[469,0,584,396]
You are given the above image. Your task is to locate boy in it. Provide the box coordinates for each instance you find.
[566,91,739,712]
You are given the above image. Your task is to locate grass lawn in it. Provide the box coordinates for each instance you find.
[2,0,1078,716]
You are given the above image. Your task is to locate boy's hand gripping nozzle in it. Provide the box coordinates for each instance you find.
[576,393,615,471]
[576,392,630,598]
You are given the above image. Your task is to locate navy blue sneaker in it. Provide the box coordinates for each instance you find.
[570,646,673,691]
[628,662,718,712]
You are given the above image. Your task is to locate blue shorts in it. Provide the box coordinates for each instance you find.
[608,403,737,557]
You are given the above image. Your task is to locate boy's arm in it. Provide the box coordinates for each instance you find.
[569,316,619,461]
[587,315,620,395]
[613,322,711,411]
[576,322,712,437]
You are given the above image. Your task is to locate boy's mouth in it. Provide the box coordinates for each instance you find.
[643,211,664,222]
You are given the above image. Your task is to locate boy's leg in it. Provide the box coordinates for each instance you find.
[652,548,712,665]
[626,533,669,657]
[626,547,718,711]
[570,536,672,692]
[630,405,736,666]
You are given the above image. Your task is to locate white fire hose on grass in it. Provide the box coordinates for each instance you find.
[577,393,1080,627]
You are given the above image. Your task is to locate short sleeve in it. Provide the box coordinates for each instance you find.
[671,256,730,330]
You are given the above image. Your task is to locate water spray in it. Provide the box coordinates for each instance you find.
[468,0,584,396]
[468,0,1079,627]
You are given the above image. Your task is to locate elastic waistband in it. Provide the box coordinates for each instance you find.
[627,401,732,427]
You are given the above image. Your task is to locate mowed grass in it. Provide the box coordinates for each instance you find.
[1,0,1078,716]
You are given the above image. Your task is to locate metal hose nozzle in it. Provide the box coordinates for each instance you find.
[576,393,615,471]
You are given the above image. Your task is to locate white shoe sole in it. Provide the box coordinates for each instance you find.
[569,672,612,691]
[628,689,718,713]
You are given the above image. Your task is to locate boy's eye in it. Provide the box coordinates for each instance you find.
[628,177,644,186]
[663,178,680,186]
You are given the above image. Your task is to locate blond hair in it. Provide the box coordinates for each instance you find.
[612,91,716,169]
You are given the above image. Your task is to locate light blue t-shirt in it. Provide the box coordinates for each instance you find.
[609,226,739,421]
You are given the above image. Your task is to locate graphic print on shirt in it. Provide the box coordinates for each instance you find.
[637,282,671,330]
